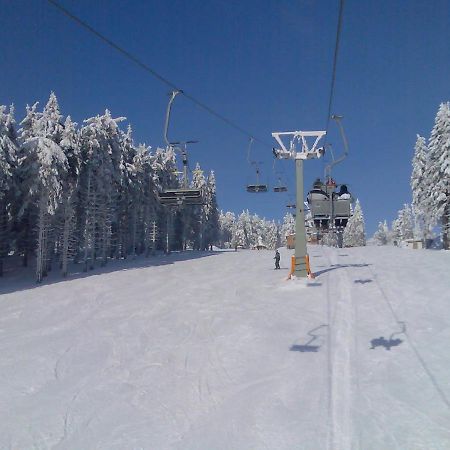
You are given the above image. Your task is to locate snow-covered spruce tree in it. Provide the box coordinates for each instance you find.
[411,135,431,240]
[218,211,236,248]
[78,111,124,270]
[427,102,450,249]
[392,204,414,245]
[15,103,42,268]
[34,93,66,274]
[129,143,158,256]
[343,199,366,247]
[114,124,135,260]
[189,163,208,250]
[0,105,19,276]
[372,220,390,245]
[234,210,250,248]
[263,220,280,250]
[20,136,68,282]
[321,231,338,247]
[280,212,295,246]
[203,171,220,249]
[150,146,179,252]
[59,116,81,276]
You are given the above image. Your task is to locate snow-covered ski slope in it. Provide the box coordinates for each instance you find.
[1,246,450,449]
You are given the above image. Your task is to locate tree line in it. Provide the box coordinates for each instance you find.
[373,102,450,249]
[0,93,219,281]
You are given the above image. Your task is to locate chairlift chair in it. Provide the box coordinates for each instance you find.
[273,177,287,193]
[158,189,203,206]
[158,89,203,207]
[246,162,268,193]
[307,179,353,230]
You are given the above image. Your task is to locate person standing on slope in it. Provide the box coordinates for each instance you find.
[274,250,281,269]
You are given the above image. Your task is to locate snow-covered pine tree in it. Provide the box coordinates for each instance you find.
[427,102,450,249]
[234,210,250,248]
[411,135,431,240]
[0,105,19,276]
[392,204,414,245]
[20,137,68,282]
[151,146,179,252]
[280,212,295,246]
[34,93,66,273]
[78,111,124,270]
[218,211,236,248]
[35,92,65,143]
[372,220,389,245]
[59,116,81,276]
[15,103,43,267]
[264,220,280,250]
[190,163,208,250]
[321,231,338,247]
[115,124,136,260]
[343,199,366,247]
[126,136,160,257]
[203,171,220,249]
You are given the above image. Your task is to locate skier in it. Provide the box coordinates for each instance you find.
[274,250,280,269]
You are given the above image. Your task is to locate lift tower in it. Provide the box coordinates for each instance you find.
[272,131,326,277]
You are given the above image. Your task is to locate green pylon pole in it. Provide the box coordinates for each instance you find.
[295,158,308,277]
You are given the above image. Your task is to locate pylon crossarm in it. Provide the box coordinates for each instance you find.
[272,131,326,160]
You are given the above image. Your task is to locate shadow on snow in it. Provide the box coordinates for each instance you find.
[314,263,371,277]
[290,324,328,353]
[0,251,222,296]
[370,322,406,351]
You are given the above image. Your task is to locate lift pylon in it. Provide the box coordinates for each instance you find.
[272,130,326,278]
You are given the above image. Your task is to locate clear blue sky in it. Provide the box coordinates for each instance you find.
[2,0,450,235]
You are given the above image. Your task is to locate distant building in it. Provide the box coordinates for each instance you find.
[404,239,424,250]
[286,234,295,249]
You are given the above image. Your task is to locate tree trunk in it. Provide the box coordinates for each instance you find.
[443,197,450,250]
[83,171,92,272]
[0,201,7,277]
[36,194,47,283]
[61,196,73,277]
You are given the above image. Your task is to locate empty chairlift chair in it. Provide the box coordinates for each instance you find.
[158,151,203,206]
[273,177,287,193]
[158,188,203,206]
[246,164,268,193]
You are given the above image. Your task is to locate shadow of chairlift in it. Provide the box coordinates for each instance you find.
[370,322,406,351]
[290,324,328,353]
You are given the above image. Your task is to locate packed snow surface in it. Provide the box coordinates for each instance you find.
[1,246,450,449]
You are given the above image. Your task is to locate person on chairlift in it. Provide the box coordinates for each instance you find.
[337,184,351,199]
[313,178,324,190]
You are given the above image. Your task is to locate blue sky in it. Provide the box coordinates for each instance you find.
[2,0,450,235]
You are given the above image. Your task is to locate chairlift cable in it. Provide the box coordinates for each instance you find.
[324,0,345,142]
[46,0,273,149]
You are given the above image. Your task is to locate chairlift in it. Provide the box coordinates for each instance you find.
[273,177,287,193]
[306,115,354,231]
[246,162,268,193]
[306,178,353,230]
[272,160,288,193]
[245,138,268,193]
[158,189,203,206]
[158,90,202,206]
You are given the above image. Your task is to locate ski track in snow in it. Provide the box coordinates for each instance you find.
[1,247,450,449]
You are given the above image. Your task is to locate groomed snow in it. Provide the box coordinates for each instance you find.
[1,246,450,449]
